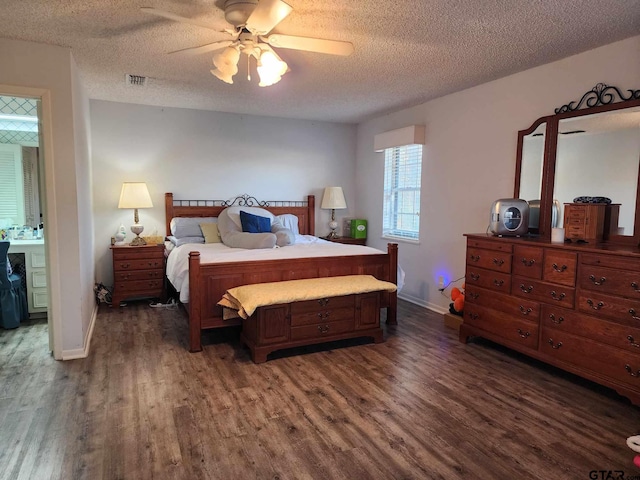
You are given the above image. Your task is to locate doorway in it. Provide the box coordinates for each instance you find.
[0,87,60,358]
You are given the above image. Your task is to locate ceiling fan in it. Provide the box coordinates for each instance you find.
[141,0,354,87]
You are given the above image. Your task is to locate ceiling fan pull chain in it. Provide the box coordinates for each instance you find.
[247,55,251,81]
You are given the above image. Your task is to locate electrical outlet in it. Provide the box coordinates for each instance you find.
[438,276,444,288]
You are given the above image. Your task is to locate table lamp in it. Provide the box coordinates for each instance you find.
[118,182,153,246]
[321,186,347,239]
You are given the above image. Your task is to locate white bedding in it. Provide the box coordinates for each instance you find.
[166,234,391,303]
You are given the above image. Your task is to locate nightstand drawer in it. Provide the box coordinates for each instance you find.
[114,269,163,282]
[114,279,163,292]
[113,258,164,271]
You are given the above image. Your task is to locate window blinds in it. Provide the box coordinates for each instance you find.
[0,143,25,225]
[383,144,422,240]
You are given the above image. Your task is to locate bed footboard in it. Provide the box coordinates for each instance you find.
[186,243,398,352]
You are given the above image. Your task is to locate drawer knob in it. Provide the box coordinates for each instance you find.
[548,339,563,349]
[627,335,640,348]
[317,298,330,307]
[493,258,504,267]
[630,309,640,321]
[548,313,564,324]
[120,263,131,269]
[519,284,533,294]
[586,299,604,310]
[521,258,535,267]
[632,282,639,292]
[550,291,566,302]
[467,291,479,300]
[519,305,532,316]
[317,325,330,334]
[317,312,330,319]
[517,328,530,339]
[466,312,479,321]
[589,275,606,286]
[470,273,480,281]
[470,254,480,262]
[625,364,640,377]
[552,263,567,273]
[493,279,504,287]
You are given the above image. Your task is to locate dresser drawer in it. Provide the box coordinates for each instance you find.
[465,285,540,321]
[113,258,164,271]
[463,303,538,349]
[541,327,640,390]
[114,269,163,282]
[512,276,575,308]
[543,250,577,287]
[577,290,640,327]
[512,246,543,279]
[542,305,640,353]
[290,318,355,341]
[466,238,513,253]
[467,247,512,273]
[466,266,511,294]
[580,253,640,272]
[578,264,640,299]
[112,249,164,261]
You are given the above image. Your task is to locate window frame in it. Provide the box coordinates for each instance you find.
[382,143,423,242]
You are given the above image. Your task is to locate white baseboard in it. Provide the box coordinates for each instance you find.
[398,293,448,315]
[61,303,98,360]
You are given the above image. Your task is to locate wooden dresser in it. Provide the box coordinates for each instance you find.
[111,244,165,307]
[241,292,383,363]
[461,233,640,404]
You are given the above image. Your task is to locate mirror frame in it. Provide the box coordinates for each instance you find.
[515,83,640,244]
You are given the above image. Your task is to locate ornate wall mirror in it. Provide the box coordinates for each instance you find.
[515,83,640,244]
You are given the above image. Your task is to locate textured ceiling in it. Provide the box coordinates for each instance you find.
[1,0,639,123]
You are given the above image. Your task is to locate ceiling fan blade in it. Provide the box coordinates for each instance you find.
[264,34,354,56]
[141,7,224,33]
[168,41,234,56]
[245,0,293,35]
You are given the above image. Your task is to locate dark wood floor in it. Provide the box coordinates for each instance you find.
[1,301,640,480]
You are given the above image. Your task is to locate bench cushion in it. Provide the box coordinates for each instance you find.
[218,274,397,319]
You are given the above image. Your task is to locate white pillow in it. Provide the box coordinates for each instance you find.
[276,214,299,235]
[167,235,206,247]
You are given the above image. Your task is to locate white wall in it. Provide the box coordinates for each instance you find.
[0,38,94,355]
[356,35,640,313]
[71,54,95,348]
[90,101,357,286]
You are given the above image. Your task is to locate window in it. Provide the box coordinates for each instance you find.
[383,144,422,241]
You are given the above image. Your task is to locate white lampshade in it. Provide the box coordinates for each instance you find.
[321,187,347,210]
[118,182,153,209]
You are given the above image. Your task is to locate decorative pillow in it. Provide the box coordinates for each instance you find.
[199,222,221,243]
[217,207,277,249]
[240,210,271,233]
[276,214,299,235]
[167,235,206,247]
[170,217,217,238]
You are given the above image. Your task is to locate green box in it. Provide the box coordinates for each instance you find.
[350,219,367,239]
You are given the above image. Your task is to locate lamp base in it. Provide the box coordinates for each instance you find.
[130,235,147,246]
[130,223,146,246]
[326,230,339,239]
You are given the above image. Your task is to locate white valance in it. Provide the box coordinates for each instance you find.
[374,125,425,152]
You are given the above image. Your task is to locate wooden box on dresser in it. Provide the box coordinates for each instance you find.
[460,233,640,405]
[111,244,165,307]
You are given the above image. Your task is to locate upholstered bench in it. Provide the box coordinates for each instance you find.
[217,275,397,363]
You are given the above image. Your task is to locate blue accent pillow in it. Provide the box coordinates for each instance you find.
[240,210,271,233]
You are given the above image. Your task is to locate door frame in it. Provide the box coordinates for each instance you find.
[0,84,62,359]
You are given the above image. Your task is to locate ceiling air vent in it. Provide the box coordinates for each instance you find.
[125,74,148,87]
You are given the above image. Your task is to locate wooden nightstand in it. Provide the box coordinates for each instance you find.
[323,236,367,246]
[111,244,165,307]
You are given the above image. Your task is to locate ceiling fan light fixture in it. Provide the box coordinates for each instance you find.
[257,49,287,87]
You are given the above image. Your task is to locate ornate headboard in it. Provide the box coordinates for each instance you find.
[164,193,316,237]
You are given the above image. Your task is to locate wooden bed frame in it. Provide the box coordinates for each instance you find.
[165,193,398,352]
